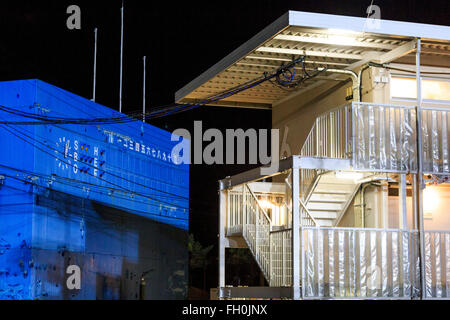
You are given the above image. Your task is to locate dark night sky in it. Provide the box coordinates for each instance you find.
[1,0,449,289]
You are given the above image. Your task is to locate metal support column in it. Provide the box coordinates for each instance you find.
[414,37,426,299]
[399,174,408,229]
[292,168,301,300]
[218,185,227,291]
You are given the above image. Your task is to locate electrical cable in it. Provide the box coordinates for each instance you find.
[0,124,188,209]
[0,121,189,201]
[0,56,310,125]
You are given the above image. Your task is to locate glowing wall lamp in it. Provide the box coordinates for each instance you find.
[423,186,439,218]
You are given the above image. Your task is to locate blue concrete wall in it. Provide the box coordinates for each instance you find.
[0,80,189,299]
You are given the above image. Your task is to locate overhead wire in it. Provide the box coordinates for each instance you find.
[0,56,311,125]
[0,124,188,209]
[0,120,188,201]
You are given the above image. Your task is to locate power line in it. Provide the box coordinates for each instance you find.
[0,124,188,209]
[0,121,188,200]
[0,56,312,125]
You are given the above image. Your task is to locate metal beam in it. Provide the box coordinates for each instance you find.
[219,157,294,190]
[219,286,293,299]
[288,11,450,42]
[178,98,272,110]
[219,157,352,191]
[274,34,396,50]
[292,156,352,170]
[375,40,416,64]
[245,55,351,66]
[256,47,364,60]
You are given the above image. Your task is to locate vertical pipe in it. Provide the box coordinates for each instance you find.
[143,56,146,123]
[119,1,124,113]
[415,38,426,299]
[92,28,98,102]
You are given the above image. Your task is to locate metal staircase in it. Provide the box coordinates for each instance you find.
[227,104,362,286]
[305,173,360,226]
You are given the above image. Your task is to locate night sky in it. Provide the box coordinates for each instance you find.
[1,0,449,290]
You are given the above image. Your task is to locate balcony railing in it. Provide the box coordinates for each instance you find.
[422,108,450,175]
[301,102,450,173]
[424,231,450,299]
[352,102,417,173]
[300,102,450,201]
[302,227,421,299]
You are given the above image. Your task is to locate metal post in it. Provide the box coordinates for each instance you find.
[92,28,98,102]
[143,56,146,122]
[218,185,227,293]
[399,174,408,229]
[414,37,426,299]
[292,168,301,300]
[269,233,272,287]
[119,1,124,113]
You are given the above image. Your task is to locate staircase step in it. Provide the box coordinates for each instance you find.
[319,176,357,184]
[309,211,339,219]
[307,202,343,211]
[316,220,334,227]
[309,193,348,202]
[313,188,352,195]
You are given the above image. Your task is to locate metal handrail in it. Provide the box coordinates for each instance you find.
[299,199,319,226]
[245,184,272,226]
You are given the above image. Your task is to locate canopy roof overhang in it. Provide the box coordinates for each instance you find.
[175,11,450,110]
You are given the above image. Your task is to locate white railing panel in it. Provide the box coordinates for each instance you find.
[302,227,421,299]
[421,108,450,175]
[352,103,417,172]
[424,231,450,299]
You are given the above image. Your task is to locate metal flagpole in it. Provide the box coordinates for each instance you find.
[119,1,124,113]
[92,28,98,102]
[143,56,146,123]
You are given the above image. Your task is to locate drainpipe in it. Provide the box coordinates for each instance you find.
[317,68,360,101]
[358,65,371,102]
[360,183,371,228]
[359,177,393,227]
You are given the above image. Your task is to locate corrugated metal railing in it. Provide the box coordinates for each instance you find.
[302,227,421,299]
[424,231,450,299]
[352,102,417,172]
[421,108,450,175]
[301,102,449,175]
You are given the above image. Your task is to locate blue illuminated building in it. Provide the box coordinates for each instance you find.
[0,79,189,300]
